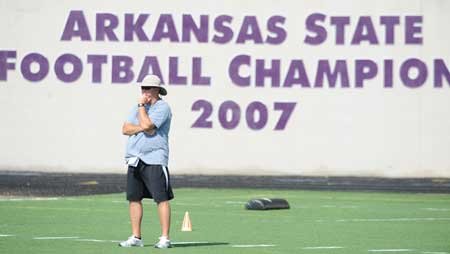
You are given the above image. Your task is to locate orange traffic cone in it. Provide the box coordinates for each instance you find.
[181,211,192,231]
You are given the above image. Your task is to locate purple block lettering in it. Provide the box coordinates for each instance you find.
[152,14,180,42]
[125,14,150,42]
[351,16,379,45]
[256,59,280,87]
[405,16,423,44]
[229,54,251,87]
[274,102,296,130]
[218,101,240,129]
[236,16,263,44]
[112,56,134,83]
[213,15,233,44]
[0,50,16,81]
[192,57,210,86]
[330,16,350,45]
[380,16,400,44]
[355,60,378,87]
[314,60,349,88]
[246,101,268,130]
[400,58,427,88]
[55,54,83,82]
[60,10,92,41]
[169,57,187,85]
[182,14,209,43]
[20,53,49,82]
[384,59,394,88]
[434,59,450,88]
[191,99,213,128]
[137,56,163,82]
[96,13,119,41]
[283,60,310,88]
[87,55,107,83]
[266,15,287,45]
[304,13,327,45]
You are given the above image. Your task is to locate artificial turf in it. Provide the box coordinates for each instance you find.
[1,188,449,253]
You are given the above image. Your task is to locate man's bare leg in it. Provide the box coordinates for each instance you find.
[157,201,171,238]
[129,201,143,237]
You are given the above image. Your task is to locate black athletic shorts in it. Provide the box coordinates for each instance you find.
[126,160,174,203]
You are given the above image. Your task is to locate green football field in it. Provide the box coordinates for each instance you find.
[1,188,450,254]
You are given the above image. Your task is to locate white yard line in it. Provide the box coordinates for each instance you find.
[111,201,128,203]
[302,246,344,250]
[0,197,59,202]
[172,241,210,244]
[336,218,450,222]
[321,205,359,209]
[9,206,92,212]
[33,236,80,240]
[232,244,276,248]
[225,201,247,204]
[368,249,415,252]
[423,208,450,212]
[76,239,120,243]
[0,234,15,237]
[65,198,94,201]
[172,202,205,207]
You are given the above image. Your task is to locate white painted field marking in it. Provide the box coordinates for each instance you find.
[302,246,344,250]
[291,205,310,209]
[321,205,358,209]
[9,206,92,212]
[65,198,94,201]
[423,208,450,212]
[341,205,359,209]
[172,241,210,244]
[0,197,59,202]
[172,202,205,207]
[225,201,247,204]
[232,244,276,248]
[75,239,120,243]
[336,218,450,222]
[0,234,14,237]
[368,249,415,252]
[33,236,80,240]
[111,201,128,203]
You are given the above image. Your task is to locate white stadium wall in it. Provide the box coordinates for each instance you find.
[0,0,449,178]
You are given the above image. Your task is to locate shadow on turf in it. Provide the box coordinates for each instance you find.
[170,242,229,248]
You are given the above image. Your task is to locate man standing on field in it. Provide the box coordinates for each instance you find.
[119,74,174,249]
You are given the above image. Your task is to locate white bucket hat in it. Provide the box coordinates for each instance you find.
[139,74,167,96]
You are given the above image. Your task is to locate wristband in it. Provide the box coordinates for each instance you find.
[138,103,145,107]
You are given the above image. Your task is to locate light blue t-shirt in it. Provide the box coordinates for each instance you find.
[124,99,172,166]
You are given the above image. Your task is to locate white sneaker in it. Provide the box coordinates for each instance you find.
[154,236,172,248]
[118,236,144,247]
